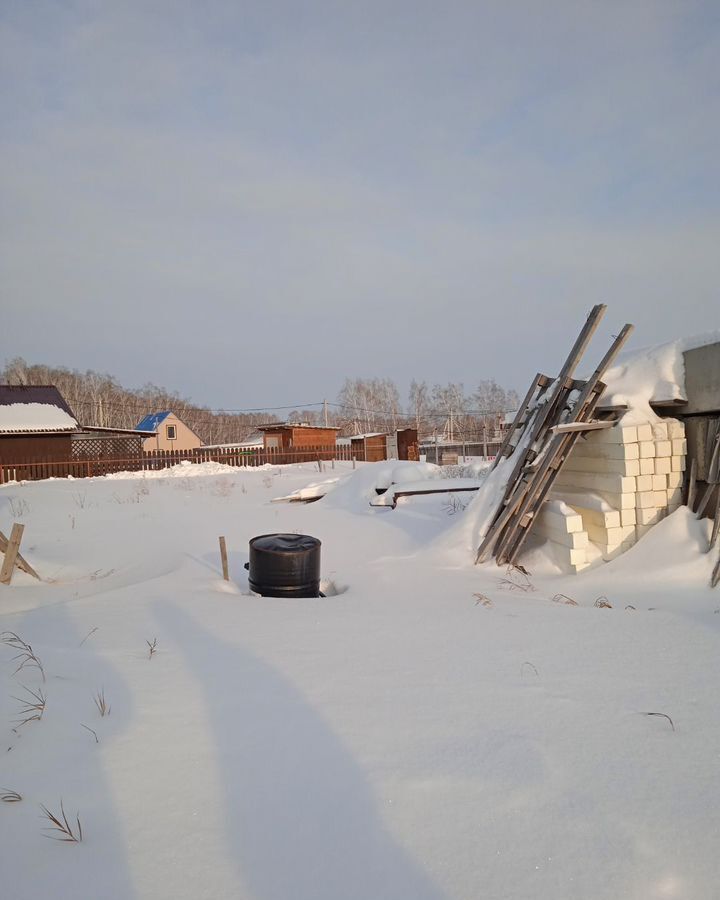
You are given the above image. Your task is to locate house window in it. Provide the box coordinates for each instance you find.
[166,424,177,441]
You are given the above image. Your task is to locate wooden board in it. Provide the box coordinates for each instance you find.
[0,523,25,585]
[0,528,39,580]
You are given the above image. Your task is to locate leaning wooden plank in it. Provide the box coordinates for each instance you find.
[0,530,40,580]
[497,306,608,491]
[550,420,616,434]
[708,490,720,553]
[501,428,589,565]
[712,550,720,588]
[489,372,548,472]
[0,524,25,585]
[696,483,716,520]
[489,325,633,565]
[501,323,634,566]
[686,458,697,510]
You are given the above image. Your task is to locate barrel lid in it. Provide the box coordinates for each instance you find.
[250,533,321,553]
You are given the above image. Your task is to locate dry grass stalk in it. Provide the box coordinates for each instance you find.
[79,627,99,648]
[552,593,578,606]
[644,712,676,731]
[1,788,22,802]
[0,631,45,682]
[594,596,613,609]
[40,800,83,842]
[93,688,110,717]
[80,724,99,743]
[13,686,46,727]
[521,661,539,678]
[473,593,493,608]
[146,637,158,660]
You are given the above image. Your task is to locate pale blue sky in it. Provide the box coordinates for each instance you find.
[1,1,718,409]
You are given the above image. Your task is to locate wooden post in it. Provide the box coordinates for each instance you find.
[352,456,356,469]
[219,536,229,581]
[0,523,25,585]
[686,458,697,511]
[708,489,720,553]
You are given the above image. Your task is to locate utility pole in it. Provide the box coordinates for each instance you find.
[323,399,328,427]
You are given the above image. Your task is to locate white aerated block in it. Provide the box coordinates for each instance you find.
[567,505,621,529]
[639,442,656,458]
[585,523,632,546]
[563,455,640,477]
[672,438,687,456]
[653,490,667,507]
[600,491,636,510]
[639,458,655,476]
[636,491,658,510]
[585,424,638,445]
[653,474,667,491]
[537,505,585,534]
[667,471,683,489]
[572,442,640,461]
[637,507,662,526]
[535,523,589,549]
[668,420,685,439]
[671,456,686,472]
[620,508,637,527]
[655,440,672,458]
[654,457,671,475]
[636,474,653,492]
[652,422,668,441]
[555,471,636,494]
[636,424,653,442]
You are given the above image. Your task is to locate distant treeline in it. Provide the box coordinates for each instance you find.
[2,358,519,444]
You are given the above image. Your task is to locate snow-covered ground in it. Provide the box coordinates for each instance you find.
[1,460,718,900]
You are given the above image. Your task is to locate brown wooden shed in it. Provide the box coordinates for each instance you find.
[396,428,419,461]
[0,385,79,467]
[258,423,340,462]
[350,433,387,462]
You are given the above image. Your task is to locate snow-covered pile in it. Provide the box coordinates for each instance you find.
[600,330,720,423]
[1,463,718,900]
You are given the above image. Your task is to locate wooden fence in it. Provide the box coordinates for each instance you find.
[0,445,358,484]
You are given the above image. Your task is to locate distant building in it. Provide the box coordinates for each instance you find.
[257,423,340,453]
[135,411,202,452]
[349,428,419,462]
[0,384,79,463]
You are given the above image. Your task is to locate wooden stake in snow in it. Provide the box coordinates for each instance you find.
[219,536,229,581]
[0,524,25,585]
[0,529,40,581]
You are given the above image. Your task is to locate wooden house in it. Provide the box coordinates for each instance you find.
[350,433,387,462]
[258,423,340,453]
[135,411,202,452]
[0,385,79,463]
[350,428,419,462]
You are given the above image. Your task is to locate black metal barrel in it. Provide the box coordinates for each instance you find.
[246,533,321,597]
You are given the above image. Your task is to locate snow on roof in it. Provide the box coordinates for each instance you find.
[258,422,341,431]
[135,411,170,432]
[0,385,78,433]
[600,331,720,423]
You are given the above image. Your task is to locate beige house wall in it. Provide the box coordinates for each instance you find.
[141,413,202,452]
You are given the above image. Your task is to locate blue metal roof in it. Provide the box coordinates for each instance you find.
[135,411,170,432]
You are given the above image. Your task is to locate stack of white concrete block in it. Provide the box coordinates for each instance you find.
[534,418,686,573]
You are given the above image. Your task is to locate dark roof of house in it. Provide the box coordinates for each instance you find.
[258,422,341,432]
[135,411,170,432]
[0,385,79,433]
